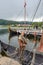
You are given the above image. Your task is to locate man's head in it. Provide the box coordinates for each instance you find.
[21,31,25,36]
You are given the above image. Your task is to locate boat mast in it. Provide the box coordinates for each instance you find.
[24,0,26,22]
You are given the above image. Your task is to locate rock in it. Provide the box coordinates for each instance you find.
[0,57,21,65]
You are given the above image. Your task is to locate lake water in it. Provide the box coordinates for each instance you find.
[0,33,38,51]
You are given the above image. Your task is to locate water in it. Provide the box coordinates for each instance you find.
[0,33,36,51]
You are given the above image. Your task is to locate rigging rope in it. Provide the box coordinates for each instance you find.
[30,1,41,64]
[30,0,42,61]
[14,8,23,21]
[14,0,41,22]
[32,0,41,22]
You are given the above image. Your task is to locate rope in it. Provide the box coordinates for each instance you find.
[30,48,36,65]
[32,0,41,22]
[14,8,23,21]
[28,35,37,65]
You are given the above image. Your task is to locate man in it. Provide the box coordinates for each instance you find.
[18,31,27,61]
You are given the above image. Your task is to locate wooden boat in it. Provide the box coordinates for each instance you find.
[0,29,43,65]
[0,38,43,65]
[8,28,41,41]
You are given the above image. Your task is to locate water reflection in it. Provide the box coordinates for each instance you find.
[0,33,36,51]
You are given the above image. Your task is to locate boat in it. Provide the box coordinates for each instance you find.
[8,27,41,41]
[0,31,43,65]
[0,30,43,65]
[8,0,42,41]
[0,39,43,65]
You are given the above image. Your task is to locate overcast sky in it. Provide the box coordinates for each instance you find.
[0,0,43,21]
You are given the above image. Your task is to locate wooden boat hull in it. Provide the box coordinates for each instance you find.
[0,40,43,65]
[9,28,20,41]
[9,28,41,41]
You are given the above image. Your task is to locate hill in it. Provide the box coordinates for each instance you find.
[0,19,32,25]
